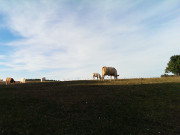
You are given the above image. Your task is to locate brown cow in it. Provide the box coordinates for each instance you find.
[101,66,119,80]
[6,77,15,85]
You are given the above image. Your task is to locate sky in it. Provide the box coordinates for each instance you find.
[0,0,180,81]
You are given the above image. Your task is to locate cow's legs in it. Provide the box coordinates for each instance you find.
[101,75,104,80]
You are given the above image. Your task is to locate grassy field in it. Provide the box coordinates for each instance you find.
[0,77,180,135]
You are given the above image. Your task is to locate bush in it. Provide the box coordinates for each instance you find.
[161,74,177,77]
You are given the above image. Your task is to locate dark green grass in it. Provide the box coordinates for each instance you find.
[0,82,180,135]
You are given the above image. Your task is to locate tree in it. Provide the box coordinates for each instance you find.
[165,55,180,76]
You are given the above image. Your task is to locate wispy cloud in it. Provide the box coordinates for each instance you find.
[0,0,180,80]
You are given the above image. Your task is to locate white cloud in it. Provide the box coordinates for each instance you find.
[0,0,180,80]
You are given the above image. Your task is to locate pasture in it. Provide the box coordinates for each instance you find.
[0,77,180,135]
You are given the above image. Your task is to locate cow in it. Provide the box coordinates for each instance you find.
[101,66,119,80]
[41,77,46,82]
[20,78,26,83]
[6,77,15,85]
[92,73,101,80]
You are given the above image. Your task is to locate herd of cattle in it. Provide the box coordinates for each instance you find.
[92,66,119,80]
[4,66,118,85]
[5,77,46,85]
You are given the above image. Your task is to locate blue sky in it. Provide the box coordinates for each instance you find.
[0,0,180,80]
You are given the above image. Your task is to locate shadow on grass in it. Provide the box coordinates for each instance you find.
[0,82,180,134]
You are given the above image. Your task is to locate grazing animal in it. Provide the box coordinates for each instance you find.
[20,78,26,83]
[92,73,101,80]
[101,66,119,80]
[6,77,15,85]
[41,77,46,82]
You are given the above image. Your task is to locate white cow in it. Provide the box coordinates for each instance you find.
[92,73,101,80]
[101,66,119,80]
[41,77,46,82]
[20,78,26,83]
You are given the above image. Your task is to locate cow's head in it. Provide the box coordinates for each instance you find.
[115,75,119,80]
[10,78,15,83]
